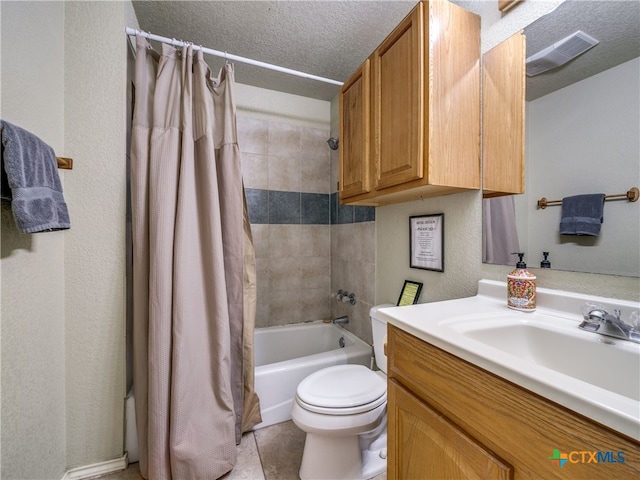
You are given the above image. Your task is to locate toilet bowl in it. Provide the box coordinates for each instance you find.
[291,305,392,480]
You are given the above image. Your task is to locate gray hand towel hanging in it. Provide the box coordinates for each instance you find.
[559,193,605,236]
[1,120,70,233]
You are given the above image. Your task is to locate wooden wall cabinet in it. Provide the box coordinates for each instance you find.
[388,324,640,479]
[339,59,371,199]
[339,0,480,206]
[482,31,526,197]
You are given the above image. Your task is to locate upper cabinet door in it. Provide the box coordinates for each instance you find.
[482,31,526,196]
[372,3,424,191]
[339,59,371,200]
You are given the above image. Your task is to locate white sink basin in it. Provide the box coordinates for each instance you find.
[378,280,640,441]
[445,312,640,402]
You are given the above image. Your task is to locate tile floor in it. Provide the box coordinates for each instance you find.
[99,420,387,480]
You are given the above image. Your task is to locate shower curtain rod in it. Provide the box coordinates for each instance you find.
[126,27,344,86]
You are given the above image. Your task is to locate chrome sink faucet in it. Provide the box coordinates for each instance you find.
[579,305,640,344]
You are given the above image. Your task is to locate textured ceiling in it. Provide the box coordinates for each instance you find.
[131,1,640,102]
[131,1,416,101]
[525,1,640,100]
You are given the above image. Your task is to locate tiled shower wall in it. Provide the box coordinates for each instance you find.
[329,139,377,345]
[238,116,375,339]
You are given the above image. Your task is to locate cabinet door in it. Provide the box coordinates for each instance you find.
[372,3,424,191]
[388,380,513,480]
[482,31,526,196]
[339,59,371,199]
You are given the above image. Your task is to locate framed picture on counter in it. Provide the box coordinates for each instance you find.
[397,280,423,306]
[410,213,444,272]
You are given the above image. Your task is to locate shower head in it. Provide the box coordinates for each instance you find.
[327,138,339,150]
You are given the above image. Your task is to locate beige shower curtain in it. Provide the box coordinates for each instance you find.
[483,195,520,265]
[130,35,261,480]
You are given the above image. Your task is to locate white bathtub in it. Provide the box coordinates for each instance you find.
[252,321,373,430]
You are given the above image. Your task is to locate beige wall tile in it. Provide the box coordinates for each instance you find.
[301,156,330,194]
[242,153,269,190]
[268,123,301,158]
[255,257,270,329]
[243,118,376,337]
[300,288,331,322]
[251,224,269,259]
[300,126,331,193]
[354,222,376,264]
[238,117,268,155]
[299,225,330,257]
[268,155,300,192]
[334,223,356,261]
[301,127,330,161]
[301,257,330,290]
[268,292,300,326]
[268,225,301,257]
[269,257,302,292]
[330,222,376,345]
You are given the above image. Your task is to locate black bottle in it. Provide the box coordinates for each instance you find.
[540,252,551,268]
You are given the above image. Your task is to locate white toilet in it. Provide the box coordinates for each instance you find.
[291,305,391,480]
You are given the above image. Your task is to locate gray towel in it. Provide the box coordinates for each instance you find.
[559,193,605,236]
[1,120,70,233]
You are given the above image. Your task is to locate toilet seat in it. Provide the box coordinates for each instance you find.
[296,364,387,415]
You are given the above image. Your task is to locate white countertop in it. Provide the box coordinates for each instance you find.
[378,279,640,441]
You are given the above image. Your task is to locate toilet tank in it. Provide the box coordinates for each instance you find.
[370,304,394,374]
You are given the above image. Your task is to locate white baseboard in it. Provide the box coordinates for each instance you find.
[62,453,128,480]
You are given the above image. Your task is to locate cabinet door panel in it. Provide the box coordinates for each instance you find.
[339,60,371,199]
[388,380,513,480]
[482,31,526,195]
[429,0,481,189]
[372,3,424,190]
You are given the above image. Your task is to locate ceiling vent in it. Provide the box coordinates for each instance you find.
[526,30,599,77]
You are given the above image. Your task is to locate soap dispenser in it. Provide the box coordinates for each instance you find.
[540,252,551,268]
[507,253,536,312]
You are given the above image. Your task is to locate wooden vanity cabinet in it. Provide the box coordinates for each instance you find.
[388,324,640,479]
[389,381,513,479]
[339,0,480,206]
[482,31,526,197]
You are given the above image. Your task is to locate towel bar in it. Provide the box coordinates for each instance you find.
[56,156,73,170]
[537,187,639,209]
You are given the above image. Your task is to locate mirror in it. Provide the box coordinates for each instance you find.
[483,0,640,277]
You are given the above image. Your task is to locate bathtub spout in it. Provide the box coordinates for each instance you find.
[333,315,349,325]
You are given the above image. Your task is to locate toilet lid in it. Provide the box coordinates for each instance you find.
[296,364,386,411]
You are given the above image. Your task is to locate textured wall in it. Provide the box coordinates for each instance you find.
[376,191,482,305]
[63,1,127,469]
[0,3,67,478]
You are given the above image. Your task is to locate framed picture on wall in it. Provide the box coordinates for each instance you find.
[409,213,444,272]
